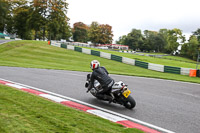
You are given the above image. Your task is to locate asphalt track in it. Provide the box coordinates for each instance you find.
[0,66,200,133]
[0,39,14,45]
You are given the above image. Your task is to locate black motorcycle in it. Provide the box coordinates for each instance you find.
[85,74,136,109]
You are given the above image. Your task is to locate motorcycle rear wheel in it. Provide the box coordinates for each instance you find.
[124,96,136,109]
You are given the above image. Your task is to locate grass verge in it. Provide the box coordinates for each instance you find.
[0,84,143,133]
[81,47,197,68]
[0,40,199,83]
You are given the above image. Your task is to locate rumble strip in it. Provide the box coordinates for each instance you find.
[0,78,174,133]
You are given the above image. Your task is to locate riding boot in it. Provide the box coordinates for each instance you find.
[103,95,113,103]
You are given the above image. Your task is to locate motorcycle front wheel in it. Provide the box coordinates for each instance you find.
[123,96,136,109]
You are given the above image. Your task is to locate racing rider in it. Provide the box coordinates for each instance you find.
[88,60,114,103]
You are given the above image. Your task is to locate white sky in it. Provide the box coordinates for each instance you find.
[67,0,200,42]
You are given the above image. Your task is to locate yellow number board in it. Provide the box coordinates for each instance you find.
[122,89,131,98]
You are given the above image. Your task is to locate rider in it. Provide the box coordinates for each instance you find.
[88,60,114,103]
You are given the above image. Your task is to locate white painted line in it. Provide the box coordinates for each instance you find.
[39,94,68,103]
[0,78,175,133]
[87,109,126,122]
[6,83,24,89]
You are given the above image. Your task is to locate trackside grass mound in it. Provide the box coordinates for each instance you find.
[0,40,199,83]
[80,47,197,68]
[0,84,142,133]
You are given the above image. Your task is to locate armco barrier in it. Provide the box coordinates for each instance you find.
[82,48,91,55]
[148,63,164,72]
[181,68,191,75]
[75,46,82,52]
[67,45,74,50]
[111,54,122,62]
[164,66,181,74]
[61,43,67,49]
[122,57,135,66]
[100,52,111,59]
[91,50,100,57]
[50,42,194,76]
[135,60,148,69]
[51,42,61,47]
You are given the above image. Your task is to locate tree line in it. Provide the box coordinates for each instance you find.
[72,21,113,44]
[0,0,113,44]
[0,0,71,40]
[116,28,200,60]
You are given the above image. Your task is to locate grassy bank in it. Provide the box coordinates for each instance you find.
[0,40,199,83]
[81,47,197,68]
[0,84,142,133]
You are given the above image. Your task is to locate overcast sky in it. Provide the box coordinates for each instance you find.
[67,0,200,42]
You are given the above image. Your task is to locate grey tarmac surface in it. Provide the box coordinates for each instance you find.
[0,39,14,45]
[0,66,200,133]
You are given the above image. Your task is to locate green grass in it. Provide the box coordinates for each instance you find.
[0,40,199,84]
[0,84,143,133]
[136,52,167,55]
[82,47,197,68]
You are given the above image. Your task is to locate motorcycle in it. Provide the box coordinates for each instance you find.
[85,74,136,109]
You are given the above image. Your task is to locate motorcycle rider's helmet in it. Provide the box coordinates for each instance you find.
[90,60,100,70]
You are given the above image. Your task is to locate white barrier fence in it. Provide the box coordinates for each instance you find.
[50,41,192,76]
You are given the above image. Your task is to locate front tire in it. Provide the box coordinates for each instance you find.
[124,96,136,109]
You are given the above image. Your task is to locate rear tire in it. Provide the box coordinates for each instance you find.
[124,96,136,109]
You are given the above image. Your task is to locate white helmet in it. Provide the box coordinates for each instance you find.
[90,60,100,70]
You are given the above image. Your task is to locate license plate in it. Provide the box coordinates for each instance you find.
[123,89,131,98]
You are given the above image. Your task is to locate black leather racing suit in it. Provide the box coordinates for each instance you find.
[89,67,114,100]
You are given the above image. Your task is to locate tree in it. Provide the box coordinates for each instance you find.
[143,30,158,52]
[158,29,168,52]
[12,0,33,39]
[193,28,200,43]
[125,29,144,50]
[116,35,127,44]
[47,0,71,40]
[88,22,113,44]
[98,24,113,44]
[0,0,10,32]
[72,22,89,43]
[29,0,48,40]
[180,35,199,60]
[143,30,167,52]
[88,22,101,44]
[116,29,144,50]
[165,28,185,54]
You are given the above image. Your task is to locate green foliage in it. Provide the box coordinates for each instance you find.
[99,24,113,44]
[47,0,71,40]
[116,28,186,54]
[88,21,113,44]
[13,5,33,39]
[0,0,10,32]
[1,0,71,40]
[143,30,161,52]
[117,29,144,50]
[193,28,200,43]
[88,21,101,44]
[73,22,89,43]
[165,28,185,54]
[180,35,199,60]
[116,35,127,44]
